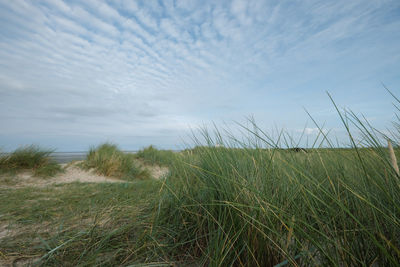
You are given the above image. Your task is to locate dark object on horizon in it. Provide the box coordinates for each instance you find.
[289,147,308,153]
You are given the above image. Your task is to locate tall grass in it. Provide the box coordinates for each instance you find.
[83,143,149,180]
[0,145,61,177]
[152,96,400,266]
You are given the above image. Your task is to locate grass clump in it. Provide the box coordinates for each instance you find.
[136,145,177,167]
[83,143,149,180]
[0,145,61,177]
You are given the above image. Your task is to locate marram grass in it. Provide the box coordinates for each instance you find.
[152,98,400,266]
[136,145,178,166]
[2,94,400,266]
[83,143,149,180]
[388,139,399,176]
[0,145,61,177]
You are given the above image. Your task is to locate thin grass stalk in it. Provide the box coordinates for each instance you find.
[387,139,399,176]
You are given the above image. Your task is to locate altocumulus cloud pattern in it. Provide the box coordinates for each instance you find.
[0,0,399,151]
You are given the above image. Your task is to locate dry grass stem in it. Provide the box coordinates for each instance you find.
[387,139,399,175]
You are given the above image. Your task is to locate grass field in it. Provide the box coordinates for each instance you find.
[1,96,400,266]
[0,180,161,266]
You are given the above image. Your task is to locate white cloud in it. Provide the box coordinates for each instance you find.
[176,0,198,11]
[71,6,120,37]
[231,0,252,26]
[160,18,181,40]
[43,0,71,13]
[304,128,321,135]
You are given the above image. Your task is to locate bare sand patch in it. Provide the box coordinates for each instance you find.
[55,162,125,184]
[0,223,10,241]
[0,162,124,189]
[135,159,169,180]
[0,161,169,189]
[148,164,169,180]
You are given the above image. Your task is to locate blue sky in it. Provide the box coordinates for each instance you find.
[0,0,399,151]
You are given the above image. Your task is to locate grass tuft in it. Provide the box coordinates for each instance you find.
[83,143,149,180]
[0,145,61,177]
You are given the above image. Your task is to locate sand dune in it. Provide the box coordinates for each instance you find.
[0,161,168,189]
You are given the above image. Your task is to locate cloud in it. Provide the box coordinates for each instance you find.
[230,0,253,26]
[304,128,321,135]
[0,0,399,150]
[47,106,126,118]
[160,18,181,40]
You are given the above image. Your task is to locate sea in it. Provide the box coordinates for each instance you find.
[50,151,138,163]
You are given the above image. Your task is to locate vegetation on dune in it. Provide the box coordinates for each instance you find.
[0,145,61,177]
[151,95,400,266]
[136,145,178,167]
[83,143,149,180]
[0,180,161,266]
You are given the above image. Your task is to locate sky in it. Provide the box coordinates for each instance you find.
[0,0,399,151]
